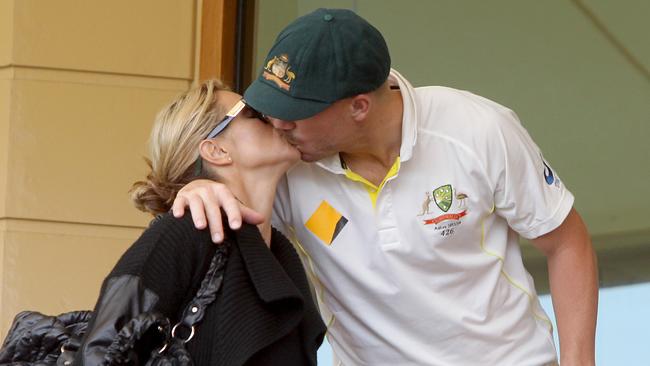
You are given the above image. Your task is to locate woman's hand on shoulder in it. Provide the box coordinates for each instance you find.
[171,179,264,243]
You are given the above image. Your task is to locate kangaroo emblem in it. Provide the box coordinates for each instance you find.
[417,191,433,216]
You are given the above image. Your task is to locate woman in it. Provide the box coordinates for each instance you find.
[76,79,326,365]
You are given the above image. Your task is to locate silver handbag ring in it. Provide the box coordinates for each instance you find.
[171,323,195,343]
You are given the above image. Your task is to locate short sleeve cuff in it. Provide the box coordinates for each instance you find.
[517,189,575,240]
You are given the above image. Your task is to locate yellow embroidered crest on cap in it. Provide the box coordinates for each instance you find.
[305,201,348,246]
[263,54,296,91]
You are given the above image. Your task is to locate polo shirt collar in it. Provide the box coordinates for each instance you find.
[315,68,419,174]
[390,69,418,162]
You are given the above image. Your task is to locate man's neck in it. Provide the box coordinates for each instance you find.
[340,152,398,187]
[340,89,403,186]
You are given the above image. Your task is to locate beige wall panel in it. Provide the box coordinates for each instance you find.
[6,75,189,226]
[0,219,143,336]
[12,0,195,79]
[0,0,14,67]
[0,77,11,218]
[0,223,5,326]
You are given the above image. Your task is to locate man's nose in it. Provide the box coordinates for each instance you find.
[269,117,296,130]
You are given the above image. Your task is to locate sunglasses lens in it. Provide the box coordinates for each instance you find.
[257,111,270,123]
[244,105,269,123]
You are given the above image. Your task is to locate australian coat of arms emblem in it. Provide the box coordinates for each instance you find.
[263,54,296,91]
[417,184,469,236]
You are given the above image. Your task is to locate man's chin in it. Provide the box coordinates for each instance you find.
[299,149,337,163]
[298,150,321,163]
[299,153,318,162]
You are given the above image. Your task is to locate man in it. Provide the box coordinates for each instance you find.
[173,8,597,366]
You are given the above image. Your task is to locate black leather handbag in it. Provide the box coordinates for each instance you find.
[0,243,229,366]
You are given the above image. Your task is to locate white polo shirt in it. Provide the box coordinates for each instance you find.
[273,70,572,366]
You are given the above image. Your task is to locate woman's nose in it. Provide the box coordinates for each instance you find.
[269,117,296,130]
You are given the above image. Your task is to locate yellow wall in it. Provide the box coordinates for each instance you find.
[0,77,9,219]
[0,0,13,67]
[0,0,199,335]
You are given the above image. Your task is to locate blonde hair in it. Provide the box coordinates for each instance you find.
[130,79,229,215]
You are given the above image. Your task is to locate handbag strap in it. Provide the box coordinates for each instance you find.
[170,242,230,343]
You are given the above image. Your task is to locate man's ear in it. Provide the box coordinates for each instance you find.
[199,139,233,166]
[350,94,371,121]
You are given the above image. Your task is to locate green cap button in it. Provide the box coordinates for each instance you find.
[323,14,333,21]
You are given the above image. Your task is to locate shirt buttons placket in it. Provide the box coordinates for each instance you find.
[377,185,400,249]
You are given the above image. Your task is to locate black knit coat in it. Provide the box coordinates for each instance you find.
[80,213,326,365]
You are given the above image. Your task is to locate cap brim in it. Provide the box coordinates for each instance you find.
[243,79,331,121]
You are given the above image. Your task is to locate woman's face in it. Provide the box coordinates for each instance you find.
[216,91,300,170]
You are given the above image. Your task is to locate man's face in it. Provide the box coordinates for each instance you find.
[267,100,354,162]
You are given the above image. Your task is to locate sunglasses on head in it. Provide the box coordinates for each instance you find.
[205,99,270,139]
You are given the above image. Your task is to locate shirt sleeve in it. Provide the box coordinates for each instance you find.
[488,108,574,239]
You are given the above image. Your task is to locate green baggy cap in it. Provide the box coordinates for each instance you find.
[244,8,391,121]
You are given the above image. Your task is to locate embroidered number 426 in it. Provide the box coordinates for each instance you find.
[440,228,455,237]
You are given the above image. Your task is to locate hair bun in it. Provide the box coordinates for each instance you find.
[130,160,184,215]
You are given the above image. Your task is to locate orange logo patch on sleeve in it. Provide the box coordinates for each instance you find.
[305,201,348,246]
